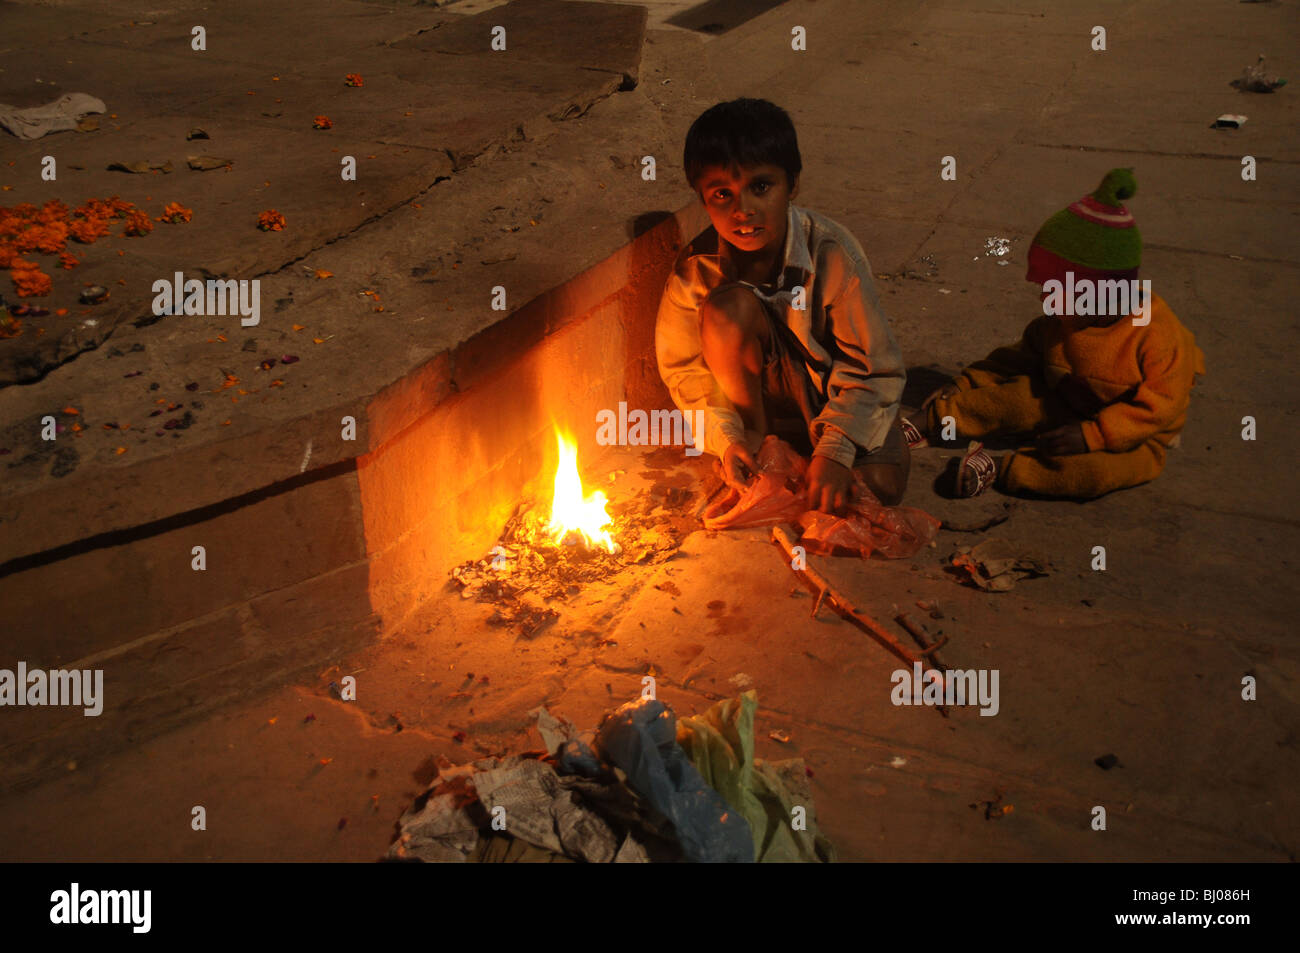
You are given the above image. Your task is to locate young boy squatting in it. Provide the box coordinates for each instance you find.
[655,98,910,512]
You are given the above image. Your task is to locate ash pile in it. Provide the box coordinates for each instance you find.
[448,480,703,638]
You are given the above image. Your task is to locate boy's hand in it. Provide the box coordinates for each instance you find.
[922,380,961,411]
[1036,423,1088,456]
[808,455,852,514]
[721,441,758,489]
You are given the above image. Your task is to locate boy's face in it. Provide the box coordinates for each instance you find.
[697,162,798,255]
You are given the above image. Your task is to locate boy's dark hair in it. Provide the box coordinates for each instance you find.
[683,98,802,194]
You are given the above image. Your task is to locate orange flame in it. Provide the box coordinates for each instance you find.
[547,429,616,552]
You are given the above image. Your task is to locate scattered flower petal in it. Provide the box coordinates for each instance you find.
[258,209,286,232]
[156,202,192,224]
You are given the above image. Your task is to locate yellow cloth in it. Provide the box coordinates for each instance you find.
[928,294,1204,498]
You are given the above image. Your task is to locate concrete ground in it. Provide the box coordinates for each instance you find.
[1,0,1297,861]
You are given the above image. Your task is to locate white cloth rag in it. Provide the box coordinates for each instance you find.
[0,93,107,139]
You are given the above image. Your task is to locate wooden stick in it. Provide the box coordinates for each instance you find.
[895,612,952,672]
[772,526,920,670]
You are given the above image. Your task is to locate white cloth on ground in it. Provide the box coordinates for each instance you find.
[0,93,106,139]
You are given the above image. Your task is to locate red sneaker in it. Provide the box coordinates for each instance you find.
[957,441,997,498]
[900,417,929,449]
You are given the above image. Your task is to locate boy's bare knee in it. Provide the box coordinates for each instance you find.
[861,463,907,506]
[701,286,766,339]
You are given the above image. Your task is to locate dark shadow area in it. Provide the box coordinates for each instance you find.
[667,0,790,34]
[0,458,356,578]
[629,209,676,240]
[901,363,956,409]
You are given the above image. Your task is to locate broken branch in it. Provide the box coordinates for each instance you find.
[895,612,952,672]
[772,525,921,670]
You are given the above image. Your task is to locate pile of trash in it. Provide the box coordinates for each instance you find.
[1231,55,1286,93]
[702,435,941,559]
[388,692,835,864]
[949,538,1052,591]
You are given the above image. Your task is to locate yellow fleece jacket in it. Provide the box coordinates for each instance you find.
[957,294,1206,453]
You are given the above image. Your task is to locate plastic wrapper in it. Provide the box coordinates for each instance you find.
[703,434,808,529]
[798,479,940,559]
[595,696,754,863]
[702,435,941,559]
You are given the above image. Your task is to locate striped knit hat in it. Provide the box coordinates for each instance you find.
[1030,168,1141,280]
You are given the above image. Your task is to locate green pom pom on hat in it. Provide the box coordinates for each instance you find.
[1031,167,1141,273]
[1093,167,1137,206]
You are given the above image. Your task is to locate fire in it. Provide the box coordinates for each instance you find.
[547,429,617,553]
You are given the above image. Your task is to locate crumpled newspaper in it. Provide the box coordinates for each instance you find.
[388,753,650,863]
[390,698,835,863]
[1231,55,1286,93]
[0,93,106,140]
[949,538,1051,591]
[533,705,601,776]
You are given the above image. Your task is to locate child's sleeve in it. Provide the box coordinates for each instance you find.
[811,257,906,466]
[957,317,1048,390]
[654,270,747,458]
[1079,331,1200,453]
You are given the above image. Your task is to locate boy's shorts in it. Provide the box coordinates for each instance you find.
[708,281,907,468]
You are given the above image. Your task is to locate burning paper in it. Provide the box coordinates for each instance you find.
[547,429,618,553]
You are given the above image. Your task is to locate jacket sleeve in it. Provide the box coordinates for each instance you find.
[654,267,746,458]
[1080,333,1198,452]
[809,252,906,466]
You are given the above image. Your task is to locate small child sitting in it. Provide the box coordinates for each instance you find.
[914,168,1205,499]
